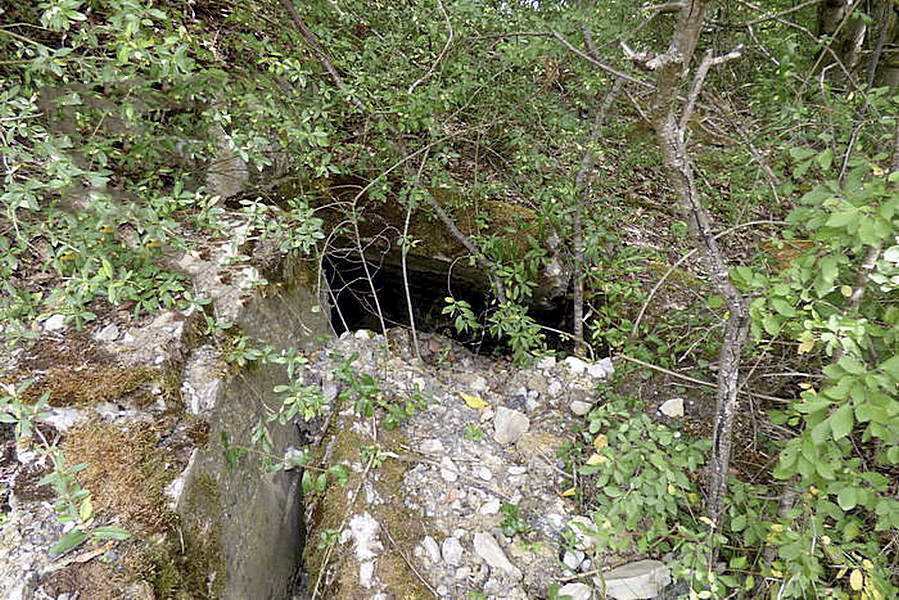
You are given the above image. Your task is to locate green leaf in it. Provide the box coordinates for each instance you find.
[815,148,833,171]
[830,404,854,440]
[816,460,835,480]
[819,255,839,284]
[90,526,131,541]
[837,356,866,375]
[810,419,831,444]
[769,297,797,317]
[837,487,858,511]
[49,530,88,557]
[879,355,899,380]
[825,207,858,229]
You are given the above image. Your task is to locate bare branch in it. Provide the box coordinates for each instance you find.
[552,31,653,89]
[739,0,827,27]
[408,0,453,94]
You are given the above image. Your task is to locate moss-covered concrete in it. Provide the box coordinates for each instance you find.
[174,257,330,600]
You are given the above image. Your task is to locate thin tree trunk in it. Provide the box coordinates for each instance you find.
[572,78,622,353]
[645,0,750,542]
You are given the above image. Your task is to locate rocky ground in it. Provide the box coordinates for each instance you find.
[295,328,674,600]
[0,206,678,599]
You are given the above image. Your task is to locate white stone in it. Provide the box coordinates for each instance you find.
[558,582,593,600]
[547,380,563,397]
[563,356,588,375]
[493,406,529,445]
[659,397,685,418]
[354,329,375,340]
[421,536,441,564]
[345,513,383,590]
[470,375,489,393]
[40,407,87,432]
[472,531,522,580]
[570,399,593,416]
[537,356,557,370]
[420,438,445,453]
[439,456,459,482]
[42,314,66,331]
[479,497,501,515]
[507,465,527,475]
[441,536,464,566]
[588,357,615,378]
[95,323,120,342]
[594,559,671,600]
[476,466,493,481]
[562,549,585,570]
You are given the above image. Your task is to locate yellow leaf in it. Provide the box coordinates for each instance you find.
[840,285,853,297]
[593,434,608,451]
[560,487,576,497]
[667,484,676,495]
[79,495,93,522]
[849,568,864,591]
[699,516,713,526]
[798,337,815,355]
[585,453,607,466]
[770,524,784,532]
[459,392,488,409]
[862,559,873,570]
[820,535,831,545]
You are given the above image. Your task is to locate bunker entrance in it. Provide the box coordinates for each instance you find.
[322,247,574,354]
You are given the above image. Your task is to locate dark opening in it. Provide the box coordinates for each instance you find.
[322,248,574,354]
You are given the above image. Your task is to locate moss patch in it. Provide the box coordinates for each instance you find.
[63,421,175,533]
[37,363,158,407]
[304,423,434,599]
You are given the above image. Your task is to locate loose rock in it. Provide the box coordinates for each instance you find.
[569,399,593,416]
[473,531,522,581]
[595,559,671,600]
[659,398,685,418]
[493,406,530,445]
[442,536,464,566]
[558,582,593,600]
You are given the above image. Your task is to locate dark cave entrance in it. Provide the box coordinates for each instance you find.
[322,247,575,354]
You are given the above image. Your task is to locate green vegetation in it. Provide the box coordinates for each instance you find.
[1,0,897,598]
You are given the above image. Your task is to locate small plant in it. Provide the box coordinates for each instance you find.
[442,297,480,334]
[332,352,422,428]
[0,382,130,557]
[359,445,389,469]
[499,502,531,538]
[463,424,484,441]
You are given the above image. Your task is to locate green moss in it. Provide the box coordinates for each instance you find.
[174,470,226,599]
[304,423,435,599]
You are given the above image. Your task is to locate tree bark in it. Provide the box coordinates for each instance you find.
[645,0,750,538]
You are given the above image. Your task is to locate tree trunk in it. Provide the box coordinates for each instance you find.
[646,0,750,538]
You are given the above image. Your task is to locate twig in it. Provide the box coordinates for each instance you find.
[617,353,789,403]
[739,0,827,27]
[382,525,439,597]
[408,0,453,94]
[311,454,377,600]
[401,155,428,360]
[631,219,784,335]
[552,31,652,89]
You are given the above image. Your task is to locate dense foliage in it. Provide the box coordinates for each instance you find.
[1,0,897,598]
